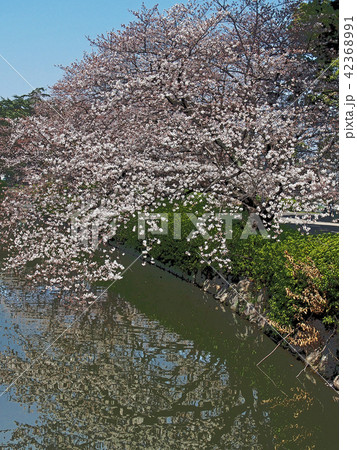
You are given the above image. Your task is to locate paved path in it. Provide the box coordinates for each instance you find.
[281,213,339,234]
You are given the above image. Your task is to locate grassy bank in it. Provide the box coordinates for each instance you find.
[115,197,338,331]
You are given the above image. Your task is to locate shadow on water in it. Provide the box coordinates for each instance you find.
[0,250,338,449]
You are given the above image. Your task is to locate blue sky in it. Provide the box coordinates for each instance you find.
[0,0,179,99]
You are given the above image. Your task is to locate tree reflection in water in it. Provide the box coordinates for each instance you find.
[0,277,337,449]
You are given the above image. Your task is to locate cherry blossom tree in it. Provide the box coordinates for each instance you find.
[0,0,338,298]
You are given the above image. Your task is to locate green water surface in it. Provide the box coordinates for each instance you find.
[0,251,338,449]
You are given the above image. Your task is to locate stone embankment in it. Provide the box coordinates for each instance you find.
[198,275,339,390]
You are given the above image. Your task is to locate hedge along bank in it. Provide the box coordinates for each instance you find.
[111,197,338,386]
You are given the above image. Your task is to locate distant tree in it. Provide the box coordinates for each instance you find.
[291,0,338,68]
[0,88,47,122]
[0,88,48,186]
[289,0,339,125]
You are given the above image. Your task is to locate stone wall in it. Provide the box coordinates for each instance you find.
[197,275,339,389]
